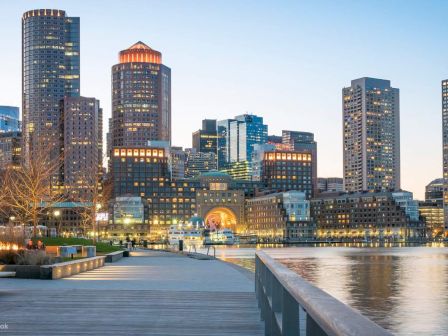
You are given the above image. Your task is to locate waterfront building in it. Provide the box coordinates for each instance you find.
[22,9,80,165]
[245,191,314,242]
[317,177,344,193]
[196,172,245,233]
[0,106,20,133]
[192,119,217,154]
[257,149,313,199]
[426,178,444,204]
[107,196,149,239]
[185,149,217,178]
[311,191,424,241]
[0,132,22,170]
[110,146,198,240]
[419,201,444,239]
[282,130,317,195]
[343,77,400,193]
[111,42,171,149]
[62,97,102,201]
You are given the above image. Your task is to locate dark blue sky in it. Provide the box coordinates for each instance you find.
[1,0,447,198]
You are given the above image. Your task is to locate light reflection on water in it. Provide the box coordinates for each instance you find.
[209,244,448,336]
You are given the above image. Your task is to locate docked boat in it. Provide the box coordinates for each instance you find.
[204,228,235,245]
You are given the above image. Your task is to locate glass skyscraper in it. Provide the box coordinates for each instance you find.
[22,9,80,163]
[0,106,20,133]
[343,77,400,193]
[111,41,171,149]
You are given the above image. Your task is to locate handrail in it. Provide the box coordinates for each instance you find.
[255,251,392,336]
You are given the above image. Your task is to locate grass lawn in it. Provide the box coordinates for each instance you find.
[32,237,122,254]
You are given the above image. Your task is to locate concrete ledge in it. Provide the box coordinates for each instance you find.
[40,256,105,280]
[105,251,125,263]
[0,272,15,278]
[0,265,41,279]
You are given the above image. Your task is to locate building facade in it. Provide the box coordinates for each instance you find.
[111,42,171,149]
[260,150,313,199]
[22,9,80,165]
[185,149,217,178]
[245,191,313,242]
[0,132,22,169]
[442,80,448,240]
[62,97,103,201]
[192,119,217,154]
[217,114,267,172]
[343,77,400,193]
[282,130,317,195]
[311,192,424,241]
[0,106,20,133]
[110,147,198,240]
[317,177,344,193]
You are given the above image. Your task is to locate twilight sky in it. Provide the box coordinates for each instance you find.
[0,0,447,199]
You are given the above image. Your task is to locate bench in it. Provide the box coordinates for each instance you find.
[40,256,105,280]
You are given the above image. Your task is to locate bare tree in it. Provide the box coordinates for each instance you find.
[3,146,66,238]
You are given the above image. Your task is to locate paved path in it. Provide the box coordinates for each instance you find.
[0,250,264,335]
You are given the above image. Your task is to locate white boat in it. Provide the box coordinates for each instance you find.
[168,223,204,247]
[205,228,235,245]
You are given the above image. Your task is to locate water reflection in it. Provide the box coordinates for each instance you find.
[201,245,448,335]
[278,247,448,336]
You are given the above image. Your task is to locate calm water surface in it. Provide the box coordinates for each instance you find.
[203,245,448,336]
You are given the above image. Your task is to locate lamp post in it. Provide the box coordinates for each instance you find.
[53,210,61,237]
[93,203,102,244]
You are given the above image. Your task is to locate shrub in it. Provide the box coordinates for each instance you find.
[0,250,18,265]
[15,250,53,266]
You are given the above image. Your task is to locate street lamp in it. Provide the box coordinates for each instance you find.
[53,210,61,237]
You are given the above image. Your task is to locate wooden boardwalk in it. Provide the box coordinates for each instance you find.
[0,251,264,335]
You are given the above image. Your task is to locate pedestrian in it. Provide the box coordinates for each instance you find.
[119,239,123,247]
[131,238,136,250]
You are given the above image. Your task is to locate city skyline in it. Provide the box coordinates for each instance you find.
[1,1,448,199]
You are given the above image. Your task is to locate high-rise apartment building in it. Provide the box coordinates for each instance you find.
[22,9,80,163]
[192,119,217,154]
[343,77,400,192]
[442,80,448,237]
[0,106,20,133]
[111,42,171,149]
[62,97,102,201]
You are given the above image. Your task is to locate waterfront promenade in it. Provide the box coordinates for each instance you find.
[0,250,264,335]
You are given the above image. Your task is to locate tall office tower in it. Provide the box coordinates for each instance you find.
[442,80,448,237]
[217,119,234,169]
[0,106,20,133]
[343,77,400,192]
[62,97,102,201]
[22,9,80,165]
[111,42,171,149]
[192,119,217,154]
[282,131,317,196]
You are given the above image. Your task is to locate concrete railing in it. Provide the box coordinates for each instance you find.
[255,251,392,336]
[40,256,105,280]
[105,250,127,263]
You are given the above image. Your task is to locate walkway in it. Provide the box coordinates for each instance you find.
[0,250,264,335]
